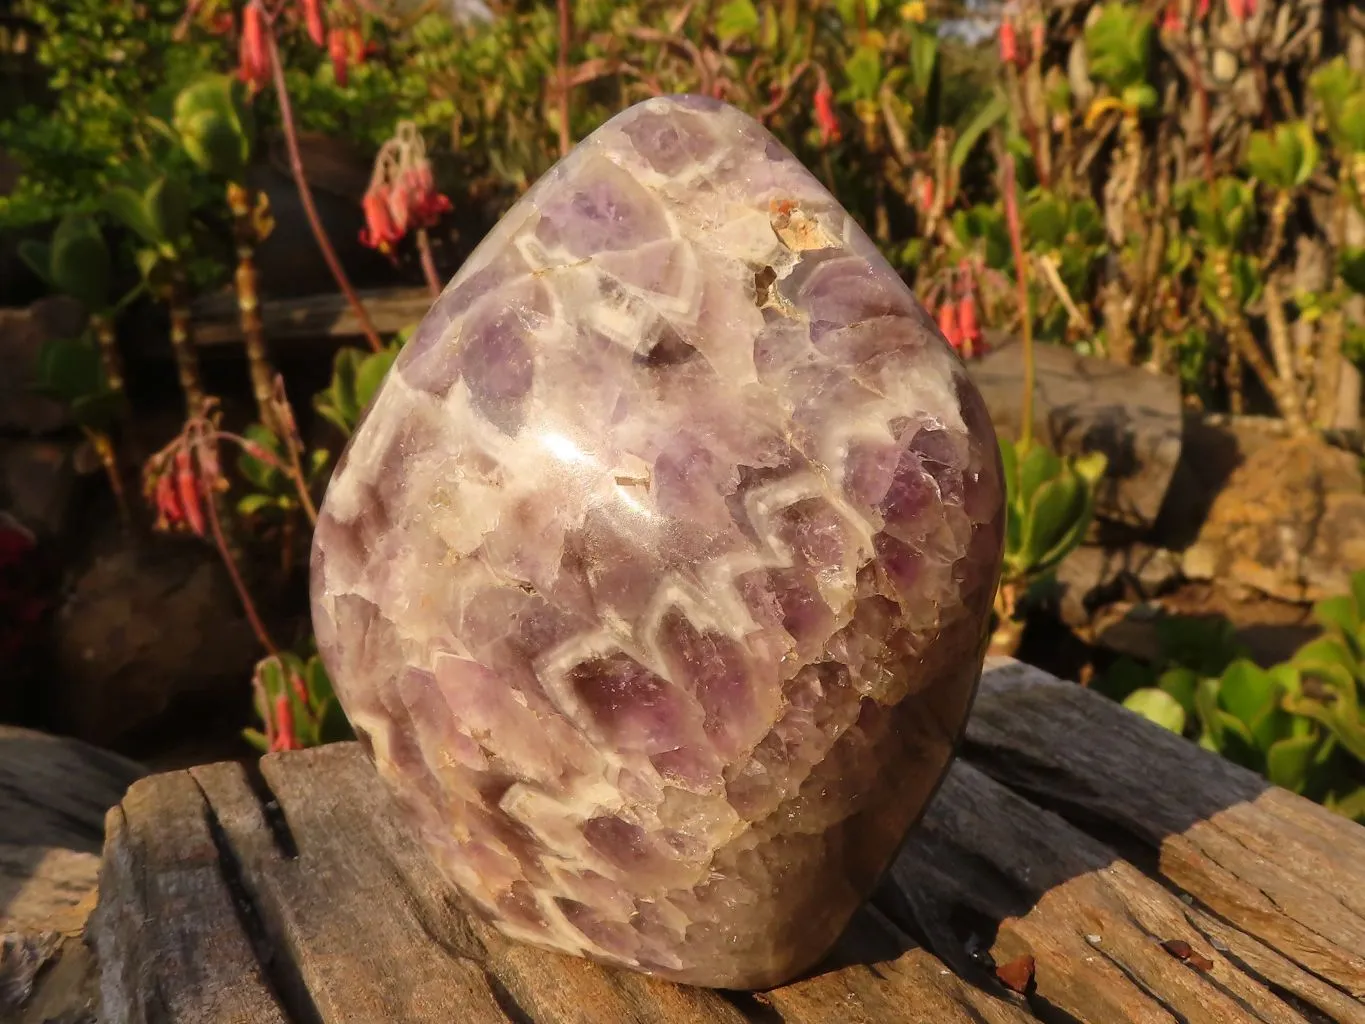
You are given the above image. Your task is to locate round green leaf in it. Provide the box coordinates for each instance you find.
[1123,688,1187,734]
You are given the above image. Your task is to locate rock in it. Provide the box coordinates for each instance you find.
[0,438,80,540]
[49,535,260,748]
[0,725,144,1022]
[0,297,86,435]
[965,336,1183,530]
[1180,436,1365,603]
[311,96,1005,989]
[1054,542,1183,627]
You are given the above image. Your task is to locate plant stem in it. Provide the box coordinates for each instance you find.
[228,183,282,435]
[266,28,385,354]
[416,227,442,298]
[1003,156,1035,450]
[201,443,278,657]
[557,0,573,159]
[84,428,129,525]
[168,275,207,416]
[91,314,126,395]
[1212,250,1307,434]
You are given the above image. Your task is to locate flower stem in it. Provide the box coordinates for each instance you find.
[557,0,573,158]
[1003,155,1035,450]
[200,442,278,656]
[416,227,441,298]
[266,27,384,353]
[168,275,207,416]
[228,183,283,435]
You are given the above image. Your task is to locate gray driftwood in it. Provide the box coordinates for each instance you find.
[1,726,144,1024]
[89,658,1365,1023]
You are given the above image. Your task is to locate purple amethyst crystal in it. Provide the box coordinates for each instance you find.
[311,95,1005,989]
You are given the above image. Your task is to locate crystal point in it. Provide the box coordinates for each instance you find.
[312,95,1004,989]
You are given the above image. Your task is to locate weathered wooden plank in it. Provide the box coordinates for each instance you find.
[761,907,1034,1024]
[960,657,1365,1005]
[886,760,1357,1024]
[1,726,144,1024]
[189,758,513,1024]
[188,287,432,347]
[274,742,748,1024]
[89,771,291,1024]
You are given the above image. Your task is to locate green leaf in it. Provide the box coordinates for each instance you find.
[716,0,760,42]
[242,728,271,754]
[174,74,255,179]
[1244,121,1319,191]
[17,240,53,287]
[48,214,111,309]
[1018,441,1062,506]
[1339,247,1365,296]
[105,187,162,247]
[236,493,275,517]
[237,423,283,492]
[319,697,354,745]
[1021,472,1083,570]
[34,335,106,402]
[1218,659,1279,732]
[844,45,883,102]
[1266,733,1319,793]
[1023,194,1068,250]
[1157,667,1200,716]
[144,176,191,246]
[1084,3,1153,95]
[304,656,335,708]
[355,348,397,411]
[950,92,1008,174]
[1124,688,1187,734]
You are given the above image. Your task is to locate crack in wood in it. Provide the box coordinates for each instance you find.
[190,774,323,1024]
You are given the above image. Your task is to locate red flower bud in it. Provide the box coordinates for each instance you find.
[174,449,205,538]
[1161,2,1182,32]
[959,294,979,343]
[359,185,403,253]
[1226,0,1253,20]
[937,303,963,349]
[303,0,325,47]
[154,472,182,529]
[271,693,301,751]
[327,27,350,85]
[814,78,840,147]
[1197,0,1212,17]
[238,2,271,92]
[999,17,1019,66]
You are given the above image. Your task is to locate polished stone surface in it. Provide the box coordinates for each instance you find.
[311,95,1004,989]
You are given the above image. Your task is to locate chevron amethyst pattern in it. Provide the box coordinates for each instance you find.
[310,96,1004,990]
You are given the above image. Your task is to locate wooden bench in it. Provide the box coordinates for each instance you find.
[87,658,1365,1023]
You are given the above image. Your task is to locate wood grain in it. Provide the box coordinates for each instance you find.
[87,658,1365,1023]
[188,287,432,348]
[964,658,1365,1001]
[1,726,144,1024]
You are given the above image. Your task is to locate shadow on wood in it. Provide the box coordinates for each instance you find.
[86,659,1365,1023]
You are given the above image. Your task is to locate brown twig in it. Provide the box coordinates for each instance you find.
[265,26,385,353]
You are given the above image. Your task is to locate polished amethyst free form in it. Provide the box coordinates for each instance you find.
[311,96,1004,989]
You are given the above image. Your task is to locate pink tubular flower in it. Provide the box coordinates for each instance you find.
[1160,2,1182,32]
[303,0,325,47]
[360,122,452,257]
[238,2,271,92]
[938,302,963,350]
[328,26,350,85]
[999,16,1019,66]
[359,185,403,254]
[1226,0,1254,19]
[271,693,301,751]
[1197,0,1212,17]
[814,76,840,147]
